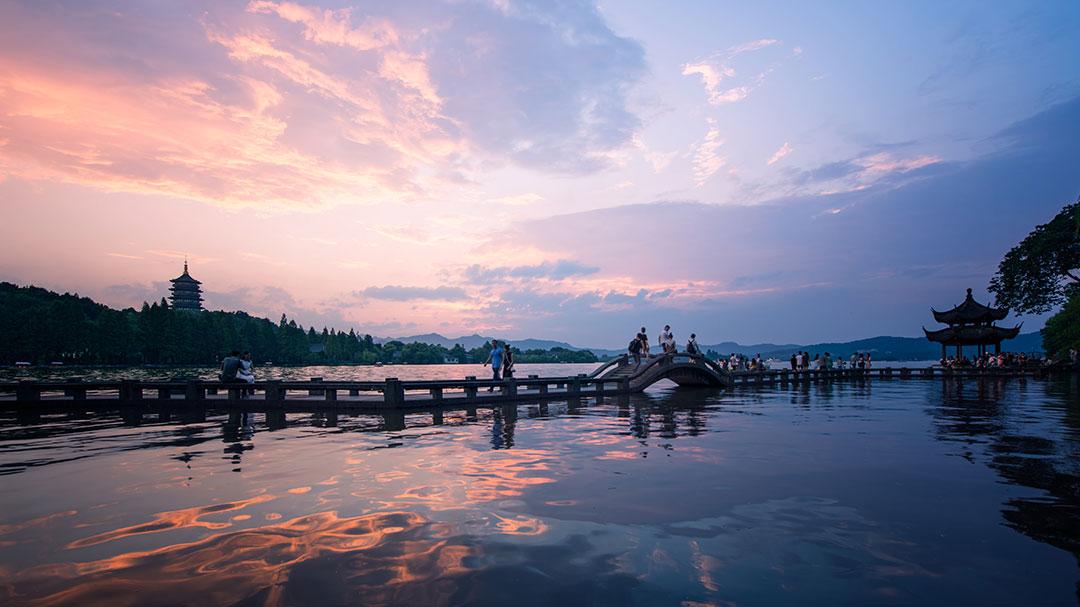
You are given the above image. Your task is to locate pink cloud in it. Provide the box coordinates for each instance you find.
[682,38,784,106]
[767,142,793,165]
[247,1,399,51]
[692,120,726,186]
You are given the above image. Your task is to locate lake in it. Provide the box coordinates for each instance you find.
[1,372,1078,606]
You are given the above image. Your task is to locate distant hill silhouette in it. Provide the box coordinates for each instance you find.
[376,333,579,352]
[377,332,1043,361]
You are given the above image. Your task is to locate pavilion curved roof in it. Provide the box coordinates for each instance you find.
[931,288,1008,324]
[923,324,1021,345]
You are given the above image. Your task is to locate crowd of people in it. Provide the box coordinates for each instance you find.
[940,351,1031,369]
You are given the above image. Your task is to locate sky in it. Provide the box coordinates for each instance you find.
[1,0,1078,348]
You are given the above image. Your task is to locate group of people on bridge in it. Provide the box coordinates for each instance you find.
[627,325,701,366]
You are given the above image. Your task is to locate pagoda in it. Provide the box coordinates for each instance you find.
[169,261,204,312]
[923,288,1021,360]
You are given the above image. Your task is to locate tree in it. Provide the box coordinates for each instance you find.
[1041,292,1080,357]
[988,198,1079,314]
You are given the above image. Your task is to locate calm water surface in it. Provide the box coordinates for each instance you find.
[1,376,1078,606]
[0,362,602,383]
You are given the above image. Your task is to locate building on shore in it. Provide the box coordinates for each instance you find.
[169,261,204,312]
[923,288,1020,359]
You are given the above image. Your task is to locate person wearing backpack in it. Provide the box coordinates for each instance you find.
[686,333,700,355]
[628,335,643,366]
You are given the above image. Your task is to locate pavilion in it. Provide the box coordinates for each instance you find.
[923,288,1021,360]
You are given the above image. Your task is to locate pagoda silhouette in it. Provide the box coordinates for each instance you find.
[923,288,1021,360]
[168,261,204,312]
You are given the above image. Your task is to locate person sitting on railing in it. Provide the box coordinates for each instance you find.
[219,351,248,385]
[237,351,255,397]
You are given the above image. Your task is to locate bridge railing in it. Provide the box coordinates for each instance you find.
[0,373,637,406]
[588,354,629,378]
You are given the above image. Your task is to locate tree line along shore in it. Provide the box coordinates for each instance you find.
[0,283,598,366]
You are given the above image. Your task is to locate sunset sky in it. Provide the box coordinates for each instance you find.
[1,0,1079,347]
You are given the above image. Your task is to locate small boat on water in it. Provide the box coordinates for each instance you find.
[15,361,32,367]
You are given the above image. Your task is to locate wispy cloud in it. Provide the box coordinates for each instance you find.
[487,193,544,206]
[681,38,784,106]
[464,260,599,285]
[358,285,468,301]
[692,120,726,186]
[767,142,793,165]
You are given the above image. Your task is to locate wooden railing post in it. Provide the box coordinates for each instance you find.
[120,380,143,402]
[505,378,517,397]
[569,376,582,396]
[324,386,337,401]
[64,378,83,399]
[308,377,324,396]
[264,380,281,401]
[16,381,40,402]
[383,378,404,407]
[464,376,478,399]
[185,380,203,401]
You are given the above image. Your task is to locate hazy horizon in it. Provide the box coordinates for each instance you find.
[2,1,1078,348]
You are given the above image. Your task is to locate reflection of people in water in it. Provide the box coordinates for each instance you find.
[490,405,517,449]
[223,412,255,471]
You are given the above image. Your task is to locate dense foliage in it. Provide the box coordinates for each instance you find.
[989,198,1079,315]
[1041,291,1080,358]
[0,283,597,366]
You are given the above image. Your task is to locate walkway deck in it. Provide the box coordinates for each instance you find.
[0,354,1042,412]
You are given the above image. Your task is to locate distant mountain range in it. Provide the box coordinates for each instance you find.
[374,333,579,352]
[376,332,1044,361]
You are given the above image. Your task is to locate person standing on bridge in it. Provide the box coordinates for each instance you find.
[502,346,516,379]
[660,325,674,353]
[686,333,700,355]
[640,327,650,358]
[483,340,504,391]
[629,334,643,366]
